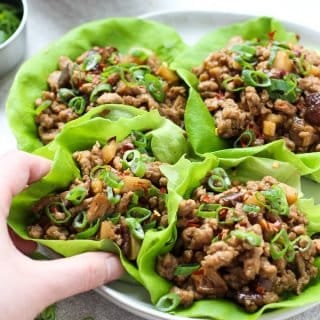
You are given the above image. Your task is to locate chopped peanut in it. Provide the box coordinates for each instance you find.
[263,120,276,137]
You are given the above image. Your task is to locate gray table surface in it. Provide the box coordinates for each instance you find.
[1,0,320,319]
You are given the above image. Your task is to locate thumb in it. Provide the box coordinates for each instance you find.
[33,252,124,307]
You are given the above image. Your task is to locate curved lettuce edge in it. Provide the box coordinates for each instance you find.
[6,17,187,152]
[7,108,188,284]
[138,155,320,318]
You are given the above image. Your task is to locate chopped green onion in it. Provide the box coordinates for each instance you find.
[231,230,262,246]
[261,185,289,216]
[234,55,255,70]
[90,83,112,102]
[126,217,144,240]
[174,263,200,277]
[292,235,312,252]
[66,186,87,205]
[68,96,86,115]
[222,77,244,92]
[314,257,320,269]
[45,202,72,225]
[89,165,108,180]
[143,220,157,231]
[270,229,293,261]
[106,186,121,205]
[144,73,165,102]
[129,47,152,62]
[126,207,151,223]
[58,88,75,103]
[76,219,101,239]
[156,293,181,312]
[107,51,119,65]
[35,100,52,115]
[35,304,56,320]
[130,65,151,82]
[83,52,101,71]
[131,131,149,151]
[123,150,140,164]
[130,192,140,205]
[0,4,20,45]
[123,150,146,177]
[72,211,88,232]
[196,203,220,218]
[232,43,256,61]
[242,70,271,88]
[103,171,124,189]
[108,212,121,225]
[207,167,231,193]
[268,74,301,103]
[233,129,256,148]
[243,204,260,214]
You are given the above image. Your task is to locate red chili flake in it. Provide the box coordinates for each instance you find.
[200,194,212,203]
[256,286,265,295]
[121,142,134,153]
[160,187,167,194]
[268,31,276,41]
[192,268,204,276]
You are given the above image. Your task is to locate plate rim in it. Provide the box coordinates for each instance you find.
[97,10,319,320]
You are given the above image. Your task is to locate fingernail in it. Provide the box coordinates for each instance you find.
[105,254,125,283]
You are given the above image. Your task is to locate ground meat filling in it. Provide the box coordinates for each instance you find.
[157,171,320,312]
[27,131,168,261]
[35,46,187,143]
[194,37,320,152]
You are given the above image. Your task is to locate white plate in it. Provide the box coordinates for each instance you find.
[97,10,320,320]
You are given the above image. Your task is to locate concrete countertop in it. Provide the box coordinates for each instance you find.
[1,0,320,319]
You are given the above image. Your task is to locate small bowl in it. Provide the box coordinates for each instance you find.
[0,0,27,76]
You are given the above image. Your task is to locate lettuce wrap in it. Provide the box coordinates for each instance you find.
[137,155,320,319]
[171,16,320,182]
[6,17,187,152]
[7,107,187,284]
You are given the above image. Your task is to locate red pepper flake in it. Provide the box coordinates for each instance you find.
[268,31,276,41]
[160,187,167,194]
[200,194,212,203]
[192,268,204,276]
[256,286,265,295]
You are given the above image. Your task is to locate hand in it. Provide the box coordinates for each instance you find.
[0,151,124,320]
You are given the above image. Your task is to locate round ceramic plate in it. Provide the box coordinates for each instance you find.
[97,10,320,320]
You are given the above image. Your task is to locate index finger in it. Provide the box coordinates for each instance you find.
[0,151,52,219]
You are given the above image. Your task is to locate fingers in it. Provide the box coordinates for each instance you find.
[33,252,124,306]
[0,151,51,218]
[8,227,37,255]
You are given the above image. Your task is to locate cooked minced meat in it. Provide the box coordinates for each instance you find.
[194,37,320,152]
[27,131,168,261]
[157,170,320,312]
[35,46,187,143]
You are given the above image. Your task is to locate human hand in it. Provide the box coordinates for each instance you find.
[0,151,124,320]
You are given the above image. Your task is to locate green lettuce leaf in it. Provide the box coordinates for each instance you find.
[6,17,187,152]
[138,155,320,319]
[7,108,188,284]
[172,16,320,182]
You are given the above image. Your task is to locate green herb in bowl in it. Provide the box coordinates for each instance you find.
[0,3,20,45]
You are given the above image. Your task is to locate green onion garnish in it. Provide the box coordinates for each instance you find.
[106,186,121,205]
[72,211,88,232]
[243,204,260,214]
[76,219,101,239]
[83,52,101,71]
[242,70,271,88]
[89,165,108,180]
[143,220,157,231]
[232,43,256,61]
[196,203,220,218]
[292,235,312,253]
[125,217,144,240]
[65,186,87,205]
[144,73,165,103]
[126,207,151,223]
[35,100,52,116]
[0,4,20,45]
[103,171,124,189]
[270,229,294,261]
[68,96,86,115]
[123,150,146,177]
[174,263,200,277]
[155,293,181,312]
[207,167,231,193]
[35,304,56,320]
[233,129,256,148]
[230,230,262,246]
[45,202,72,225]
[261,185,289,216]
[129,47,152,62]
[222,77,244,92]
[90,83,112,102]
[58,88,76,103]
[108,212,121,225]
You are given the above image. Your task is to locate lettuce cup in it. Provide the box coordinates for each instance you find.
[172,17,320,182]
[7,108,187,283]
[6,17,187,151]
[137,155,320,319]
